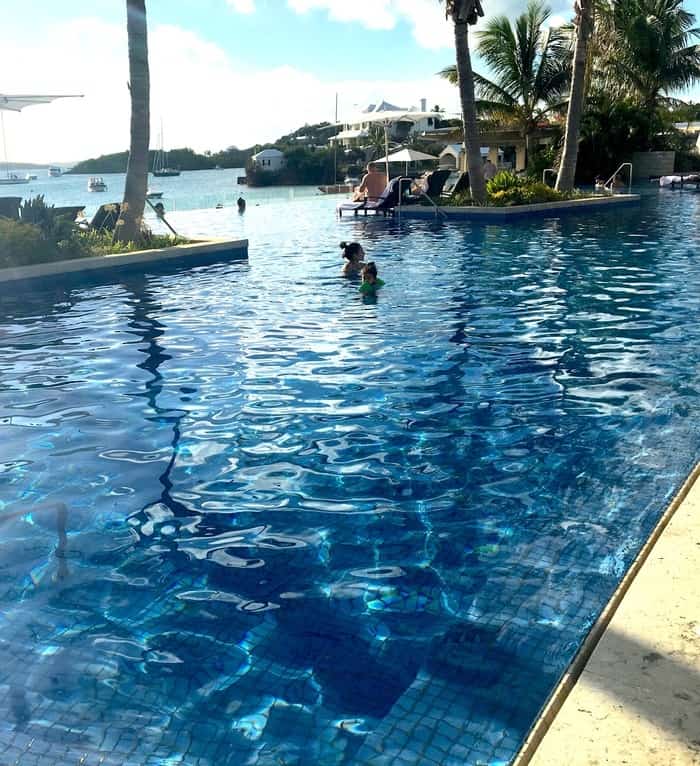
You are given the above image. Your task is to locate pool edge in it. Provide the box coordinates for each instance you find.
[0,237,249,285]
[512,459,700,766]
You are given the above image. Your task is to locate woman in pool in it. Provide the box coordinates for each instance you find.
[340,241,365,275]
[359,261,384,295]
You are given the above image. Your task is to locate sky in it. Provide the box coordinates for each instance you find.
[2,0,700,164]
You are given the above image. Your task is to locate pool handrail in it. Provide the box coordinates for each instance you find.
[604,162,633,194]
[542,168,557,186]
[396,177,448,221]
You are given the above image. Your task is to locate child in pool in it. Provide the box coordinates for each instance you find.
[359,261,384,295]
[340,241,366,275]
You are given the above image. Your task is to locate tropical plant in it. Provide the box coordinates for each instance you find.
[597,0,700,117]
[114,0,150,245]
[556,0,595,191]
[441,0,488,205]
[441,0,572,166]
[592,0,700,150]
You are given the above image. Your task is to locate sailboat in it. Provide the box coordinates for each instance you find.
[0,112,29,185]
[152,121,180,177]
[0,94,82,184]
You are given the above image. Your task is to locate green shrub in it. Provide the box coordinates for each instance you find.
[20,195,75,242]
[486,171,526,195]
[0,219,57,268]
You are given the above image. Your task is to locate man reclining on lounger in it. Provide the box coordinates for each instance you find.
[353,164,388,201]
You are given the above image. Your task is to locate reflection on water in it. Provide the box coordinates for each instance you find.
[0,189,700,764]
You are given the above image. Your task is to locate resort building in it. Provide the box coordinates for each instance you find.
[251,148,286,172]
[430,126,558,173]
[331,99,446,149]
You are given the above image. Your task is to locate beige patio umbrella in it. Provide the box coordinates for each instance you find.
[373,147,438,177]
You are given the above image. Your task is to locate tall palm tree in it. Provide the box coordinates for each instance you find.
[556,0,594,191]
[442,0,487,205]
[598,0,700,123]
[441,0,571,168]
[114,0,150,245]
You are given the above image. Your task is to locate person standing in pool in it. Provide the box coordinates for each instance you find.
[359,262,384,295]
[340,241,365,275]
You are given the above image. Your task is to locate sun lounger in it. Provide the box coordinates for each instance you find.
[337,177,408,217]
[53,205,86,222]
[401,169,453,204]
[83,203,121,232]
[659,174,700,189]
[440,171,470,200]
[0,197,22,221]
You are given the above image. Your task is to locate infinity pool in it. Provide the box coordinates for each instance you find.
[1,190,699,765]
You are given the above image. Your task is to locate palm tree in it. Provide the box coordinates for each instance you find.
[442,0,487,205]
[598,0,700,133]
[114,0,150,245]
[556,0,594,191]
[441,0,571,169]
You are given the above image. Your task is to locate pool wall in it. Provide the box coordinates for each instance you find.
[0,238,249,285]
[397,194,641,221]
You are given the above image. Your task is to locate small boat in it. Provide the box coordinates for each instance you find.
[88,176,107,192]
[146,190,163,199]
[0,173,29,185]
[25,173,38,180]
[48,166,62,177]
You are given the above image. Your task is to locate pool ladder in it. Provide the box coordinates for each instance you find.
[543,163,634,195]
[604,162,633,194]
[396,178,448,221]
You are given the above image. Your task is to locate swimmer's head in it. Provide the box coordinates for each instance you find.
[340,241,365,262]
[361,261,378,283]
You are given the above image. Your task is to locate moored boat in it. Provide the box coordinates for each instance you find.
[87,176,107,192]
[48,166,62,177]
[0,173,29,185]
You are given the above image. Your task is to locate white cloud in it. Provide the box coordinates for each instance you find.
[227,0,256,13]
[0,17,459,164]
[284,0,577,50]
[288,0,397,30]
[287,0,452,48]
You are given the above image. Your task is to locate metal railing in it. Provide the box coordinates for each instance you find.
[542,168,557,186]
[604,162,633,194]
[396,178,448,220]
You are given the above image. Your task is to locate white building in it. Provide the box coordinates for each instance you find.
[251,148,286,172]
[331,99,447,149]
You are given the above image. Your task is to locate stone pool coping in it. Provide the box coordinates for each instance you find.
[514,461,700,765]
[397,193,640,220]
[0,237,249,284]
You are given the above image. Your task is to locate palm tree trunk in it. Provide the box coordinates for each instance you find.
[451,3,486,204]
[114,0,150,245]
[555,0,593,192]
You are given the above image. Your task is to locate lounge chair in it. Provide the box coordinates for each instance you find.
[82,203,121,232]
[440,171,470,200]
[0,197,22,221]
[401,169,453,204]
[53,205,86,222]
[337,177,408,217]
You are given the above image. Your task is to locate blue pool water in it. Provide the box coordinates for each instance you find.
[1,189,700,765]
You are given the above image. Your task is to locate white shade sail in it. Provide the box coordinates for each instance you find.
[0,94,82,112]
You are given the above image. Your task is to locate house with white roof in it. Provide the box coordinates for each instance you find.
[252,148,286,172]
[331,99,446,149]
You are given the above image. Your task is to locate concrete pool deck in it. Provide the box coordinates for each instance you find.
[516,464,700,766]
